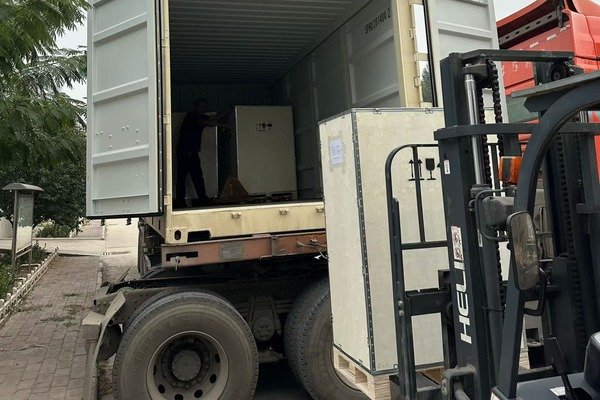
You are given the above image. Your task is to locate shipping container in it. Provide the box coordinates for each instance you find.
[87,0,421,225]
[87,0,501,241]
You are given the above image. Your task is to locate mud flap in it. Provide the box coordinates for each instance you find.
[82,292,126,400]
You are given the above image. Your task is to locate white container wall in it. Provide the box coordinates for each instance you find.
[271,0,401,199]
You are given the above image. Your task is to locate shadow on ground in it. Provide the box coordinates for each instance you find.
[255,362,311,399]
[99,360,311,399]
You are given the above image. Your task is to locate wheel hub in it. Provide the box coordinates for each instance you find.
[160,337,211,388]
[172,350,202,382]
[149,332,229,400]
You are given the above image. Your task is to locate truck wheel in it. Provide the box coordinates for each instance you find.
[285,279,367,400]
[113,291,258,400]
[124,287,226,331]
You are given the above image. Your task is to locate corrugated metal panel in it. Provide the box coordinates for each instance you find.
[87,0,161,217]
[171,85,269,114]
[169,0,365,84]
[287,59,321,199]
[261,0,401,199]
[347,0,400,107]
[426,0,503,105]
[312,30,351,120]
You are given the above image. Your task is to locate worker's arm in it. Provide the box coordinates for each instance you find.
[195,116,218,127]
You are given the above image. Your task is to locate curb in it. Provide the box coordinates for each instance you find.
[96,260,104,291]
[0,250,59,326]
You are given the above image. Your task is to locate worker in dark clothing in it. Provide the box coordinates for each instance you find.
[175,99,216,208]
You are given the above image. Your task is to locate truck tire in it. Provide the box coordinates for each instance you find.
[113,291,259,400]
[124,287,227,331]
[284,279,367,400]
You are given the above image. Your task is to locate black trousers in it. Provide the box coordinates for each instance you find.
[176,148,207,202]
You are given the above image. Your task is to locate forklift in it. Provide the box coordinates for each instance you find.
[386,50,600,399]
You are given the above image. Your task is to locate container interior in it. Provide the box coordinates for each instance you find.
[168,0,403,208]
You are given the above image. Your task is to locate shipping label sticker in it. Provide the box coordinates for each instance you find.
[444,160,451,175]
[451,226,464,262]
[330,137,344,167]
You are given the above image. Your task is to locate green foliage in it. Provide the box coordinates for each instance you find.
[421,65,433,104]
[0,0,87,75]
[0,51,86,166]
[30,243,48,263]
[0,263,13,296]
[36,223,73,238]
[0,244,48,295]
[0,133,86,230]
[0,0,88,229]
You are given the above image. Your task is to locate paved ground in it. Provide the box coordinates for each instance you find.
[33,239,105,257]
[0,256,98,400]
[34,221,105,257]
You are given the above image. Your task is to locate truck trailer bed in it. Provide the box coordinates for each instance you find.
[147,201,326,244]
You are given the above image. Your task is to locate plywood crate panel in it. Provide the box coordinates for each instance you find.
[320,108,449,374]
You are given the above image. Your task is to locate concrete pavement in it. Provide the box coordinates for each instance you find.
[33,219,138,259]
[0,256,98,400]
[34,221,106,257]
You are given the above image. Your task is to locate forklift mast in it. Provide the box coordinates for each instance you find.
[388,49,600,400]
[439,50,600,399]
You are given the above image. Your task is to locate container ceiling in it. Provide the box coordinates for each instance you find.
[169,0,367,85]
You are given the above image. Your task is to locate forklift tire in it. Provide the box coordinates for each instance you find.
[113,291,258,400]
[284,279,367,400]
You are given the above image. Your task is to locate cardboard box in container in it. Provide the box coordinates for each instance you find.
[319,108,449,374]
[222,106,297,196]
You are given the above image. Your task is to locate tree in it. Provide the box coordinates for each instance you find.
[0,0,87,167]
[421,65,434,104]
[0,0,88,231]
[0,0,86,75]
[0,133,86,231]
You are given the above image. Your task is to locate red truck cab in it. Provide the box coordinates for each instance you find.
[499,0,600,167]
[499,0,600,96]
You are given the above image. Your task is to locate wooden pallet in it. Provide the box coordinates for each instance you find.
[333,347,392,400]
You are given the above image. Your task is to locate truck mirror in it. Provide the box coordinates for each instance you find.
[507,212,541,291]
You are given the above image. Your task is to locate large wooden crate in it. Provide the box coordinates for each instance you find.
[319,108,449,376]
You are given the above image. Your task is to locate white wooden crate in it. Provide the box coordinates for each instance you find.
[320,108,448,374]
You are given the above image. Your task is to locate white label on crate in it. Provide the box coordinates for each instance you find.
[444,160,451,175]
[451,226,464,262]
[550,387,566,396]
[330,138,344,167]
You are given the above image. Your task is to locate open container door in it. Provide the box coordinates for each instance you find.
[426,0,503,106]
[87,0,163,218]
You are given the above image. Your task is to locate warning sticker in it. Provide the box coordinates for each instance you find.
[330,138,344,167]
[451,226,464,262]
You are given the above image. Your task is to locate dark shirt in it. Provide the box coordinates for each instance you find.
[179,112,211,153]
